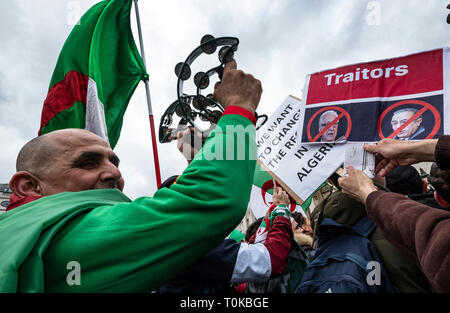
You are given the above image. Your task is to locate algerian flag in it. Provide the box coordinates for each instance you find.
[249,162,327,218]
[39,0,147,148]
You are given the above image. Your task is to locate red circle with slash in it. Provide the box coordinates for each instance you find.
[377,100,441,140]
[306,106,352,142]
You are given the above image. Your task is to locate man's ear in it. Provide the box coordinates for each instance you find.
[9,171,43,198]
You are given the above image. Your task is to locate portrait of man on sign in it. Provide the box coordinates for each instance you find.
[390,108,426,140]
[318,110,345,142]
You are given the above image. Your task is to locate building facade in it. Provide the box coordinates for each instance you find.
[0,184,12,214]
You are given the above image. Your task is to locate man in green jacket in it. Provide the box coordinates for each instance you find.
[0,60,262,292]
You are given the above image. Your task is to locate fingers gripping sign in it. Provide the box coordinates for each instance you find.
[264,187,291,219]
[363,139,421,177]
[272,187,290,207]
[338,166,378,203]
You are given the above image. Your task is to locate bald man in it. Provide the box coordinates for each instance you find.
[0,60,262,292]
[8,129,124,202]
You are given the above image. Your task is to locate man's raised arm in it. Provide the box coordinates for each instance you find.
[44,60,263,292]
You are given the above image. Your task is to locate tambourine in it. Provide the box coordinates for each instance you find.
[159,34,267,143]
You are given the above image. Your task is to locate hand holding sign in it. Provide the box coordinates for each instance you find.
[363,138,438,177]
[338,166,378,203]
[344,143,375,178]
[272,187,290,207]
[264,187,291,219]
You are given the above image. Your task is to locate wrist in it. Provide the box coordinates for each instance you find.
[270,205,291,219]
[415,139,438,162]
[224,97,255,114]
[360,185,378,203]
[222,105,257,126]
[237,104,255,115]
[402,140,436,162]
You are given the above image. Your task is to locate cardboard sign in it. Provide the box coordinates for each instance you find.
[299,48,450,143]
[255,95,346,202]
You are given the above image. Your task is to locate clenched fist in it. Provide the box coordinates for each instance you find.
[272,187,290,207]
[214,60,262,115]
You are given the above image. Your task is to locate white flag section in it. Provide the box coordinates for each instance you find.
[256,95,346,202]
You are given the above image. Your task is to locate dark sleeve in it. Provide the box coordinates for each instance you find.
[435,135,450,170]
[183,239,241,282]
[366,190,450,292]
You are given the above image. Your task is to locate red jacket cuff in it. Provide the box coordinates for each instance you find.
[221,106,257,126]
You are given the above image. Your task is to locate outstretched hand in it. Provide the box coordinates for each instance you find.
[364,138,436,176]
[213,60,262,115]
[338,166,378,203]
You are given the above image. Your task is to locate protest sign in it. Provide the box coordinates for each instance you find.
[249,162,327,219]
[251,95,346,213]
[299,48,450,143]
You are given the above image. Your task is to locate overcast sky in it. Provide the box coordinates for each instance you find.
[0,0,449,199]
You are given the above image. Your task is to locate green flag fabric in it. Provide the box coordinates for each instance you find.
[0,189,131,292]
[39,0,146,148]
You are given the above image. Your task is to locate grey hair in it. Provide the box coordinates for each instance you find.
[319,110,338,124]
[392,108,422,121]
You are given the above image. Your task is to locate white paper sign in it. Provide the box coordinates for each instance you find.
[343,142,375,178]
[256,95,346,201]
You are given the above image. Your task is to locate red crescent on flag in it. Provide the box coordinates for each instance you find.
[261,179,297,212]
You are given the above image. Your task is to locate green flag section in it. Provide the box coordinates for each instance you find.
[250,162,328,218]
[0,189,131,292]
[39,0,147,148]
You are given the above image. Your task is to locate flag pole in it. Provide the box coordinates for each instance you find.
[133,0,162,188]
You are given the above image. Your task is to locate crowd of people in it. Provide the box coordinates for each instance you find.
[0,60,449,293]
